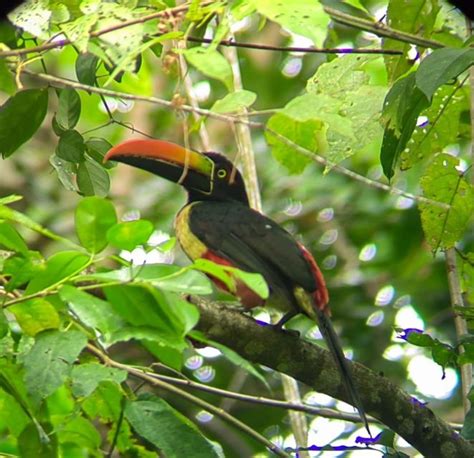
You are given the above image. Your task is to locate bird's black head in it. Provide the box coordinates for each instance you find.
[105,139,249,205]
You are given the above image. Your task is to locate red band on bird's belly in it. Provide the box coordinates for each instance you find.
[202,251,265,309]
[297,243,330,314]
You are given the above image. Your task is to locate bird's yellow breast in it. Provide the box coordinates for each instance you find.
[174,203,208,261]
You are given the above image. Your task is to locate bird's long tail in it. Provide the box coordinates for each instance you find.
[313,306,372,437]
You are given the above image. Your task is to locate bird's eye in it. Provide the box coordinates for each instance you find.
[217,169,227,179]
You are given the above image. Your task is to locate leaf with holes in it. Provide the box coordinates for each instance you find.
[23,330,87,404]
[253,0,330,47]
[401,85,469,170]
[420,154,474,251]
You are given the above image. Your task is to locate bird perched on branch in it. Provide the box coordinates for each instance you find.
[105,139,371,435]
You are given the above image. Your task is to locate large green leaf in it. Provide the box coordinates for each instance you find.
[23,330,87,404]
[416,48,474,101]
[104,285,190,349]
[183,47,233,91]
[75,53,99,86]
[56,129,85,162]
[0,89,49,158]
[26,251,90,294]
[106,220,154,251]
[56,89,81,130]
[419,154,474,251]
[71,363,127,398]
[266,113,324,174]
[59,285,124,342]
[77,156,110,197]
[253,0,330,47]
[401,85,468,170]
[0,221,28,255]
[211,90,257,113]
[380,73,429,179]
[10,298,60,336]
[75,196,117,253]
[125,394,220,458]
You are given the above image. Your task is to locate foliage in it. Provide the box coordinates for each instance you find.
[0,0,474,456]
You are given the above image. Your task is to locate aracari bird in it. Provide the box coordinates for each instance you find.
[105,139,370,435]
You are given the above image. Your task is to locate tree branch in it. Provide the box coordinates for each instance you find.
[323,6,444,49]
[191,297,474,457]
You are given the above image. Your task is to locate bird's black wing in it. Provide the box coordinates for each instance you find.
[188,201,318,293]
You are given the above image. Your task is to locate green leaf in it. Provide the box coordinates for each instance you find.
[383,0,440,82]
[10,298,61,336]
[71,363,127,397]
[460,253,474,305]
[85,137,114,167]
[59,285,124,342]
[253,0,330,47]
[3,253,43,291]
[266,113,324,174]
[56,129,85,162]
[77,157,110,197]
[380,73,429,179]
[56,89,81,130]
[211,90,257,113]
[125,394,220,458]
[49,154,78,192]
[183,47,233,91]
[57,415,101,450]
[0,58,15,95]
[401,85,468,171]
[8,0,51,39]
[81,380,123,422]
[104,285,190,349]
[461,402,474,439]
[26,251,90,294]
[60,13,99,53]
[107,220,154,251]
[18,422,58,458]
[23,330,87,404]
[416,48,474,101]
[75,196,117,253]
[0,387,30,436]
[0,89,48,158]
[419,154,474,251]
[193,259,268,299]
[75,53,99,86]
[0,221,28,254]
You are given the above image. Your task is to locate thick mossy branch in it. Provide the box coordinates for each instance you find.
[192,297,473,458]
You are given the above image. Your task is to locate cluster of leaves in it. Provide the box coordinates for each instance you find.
[1,0,474,455]
[0,194,270,456]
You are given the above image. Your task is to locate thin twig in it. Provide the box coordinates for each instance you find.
[186,36,402,55]
[445,249,471,415]
[148,371,379,426]
[323,6,444,49]
[86,344,290,458]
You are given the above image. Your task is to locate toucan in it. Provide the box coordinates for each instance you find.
[104,139,370,435]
